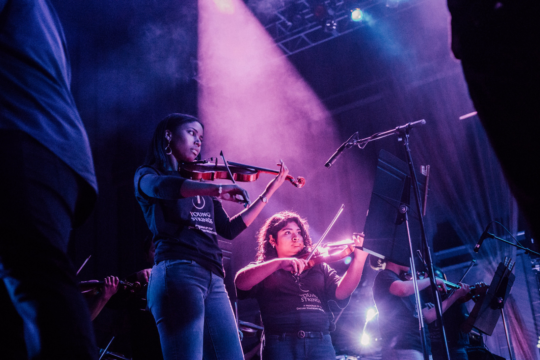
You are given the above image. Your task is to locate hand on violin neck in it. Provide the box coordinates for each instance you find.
[102,276,120,300]
[263,159,289,198]
[434,277,448,293]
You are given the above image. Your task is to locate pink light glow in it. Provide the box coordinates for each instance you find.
[198,0,337,163]
[197,0,356,245]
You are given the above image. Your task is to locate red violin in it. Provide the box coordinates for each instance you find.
[297,233,365,271]
[179,159,306,188]
[299,243,357,270]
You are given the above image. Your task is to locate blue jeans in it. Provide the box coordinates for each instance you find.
[262,333,336,360]
[148,259,243,360]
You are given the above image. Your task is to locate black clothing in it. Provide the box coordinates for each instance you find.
[448,0,540,241]
[0,0,97,358]
[0,132,97,359]
[430,301,469,348]
[134,165,246,277]
[0,0,98,200]
[430,301,469,360]
[107,271,163,360]
[237,263,348,334]
[373,269,429,353]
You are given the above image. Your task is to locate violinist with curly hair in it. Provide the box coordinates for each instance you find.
[235,211,367,360]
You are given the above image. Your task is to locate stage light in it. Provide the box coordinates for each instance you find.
[361,332,370,345]
[344,256,352,265]
[366,308,378,322]
[350,8,363,22]
[213,0,235,14]
[324,18,337,32]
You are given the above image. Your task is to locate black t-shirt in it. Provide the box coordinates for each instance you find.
[134,165,247,277]
[0,0,97,195]
[237,263,349,334]
[429,300,469,349]
[372,269,430,352]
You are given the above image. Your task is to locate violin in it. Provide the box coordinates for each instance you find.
[299,242,358,270]
[460,282,488,302]
[400,271,488,301]
[179,158,306,188]
[294,232,365,272]
[401,271,462,290]
[78,279,141,292]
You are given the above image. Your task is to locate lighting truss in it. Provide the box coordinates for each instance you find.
[246,0,422,56]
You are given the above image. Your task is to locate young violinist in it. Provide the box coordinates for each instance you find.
[371,257,471,360]
[235,211,368,360]
[428,267,476,360]
[134,113,288,360]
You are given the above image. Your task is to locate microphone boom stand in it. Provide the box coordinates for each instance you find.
[401,128,451,360]
[479,233,540,257]
[325,120,451,360]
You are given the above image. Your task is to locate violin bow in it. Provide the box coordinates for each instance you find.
[305,204,345,262]
[321,238,363,251]
[221,151,251,207]
[220,151,236,184]
[76,254,92,276]
[447,259,476,297]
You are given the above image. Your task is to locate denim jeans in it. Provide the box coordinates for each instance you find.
[262,333,336,360]
[147,259,243,360]
[0,131,97,360]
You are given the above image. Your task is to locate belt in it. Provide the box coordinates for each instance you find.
[266,331,328,339]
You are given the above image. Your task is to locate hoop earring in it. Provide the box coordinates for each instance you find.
[164,138,172,155]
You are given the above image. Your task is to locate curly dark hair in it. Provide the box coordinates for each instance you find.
[255,211,313,262]
[143,113,204,171]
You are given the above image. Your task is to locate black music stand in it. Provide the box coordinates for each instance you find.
[363,149,424,266]
[363,149,432,358]
[462,259,516,360]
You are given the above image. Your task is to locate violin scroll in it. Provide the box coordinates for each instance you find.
[290,176,306,188]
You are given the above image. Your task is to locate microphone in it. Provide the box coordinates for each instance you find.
[325,132,359,168]
[474,224,492,253]
[395,119,426,132]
